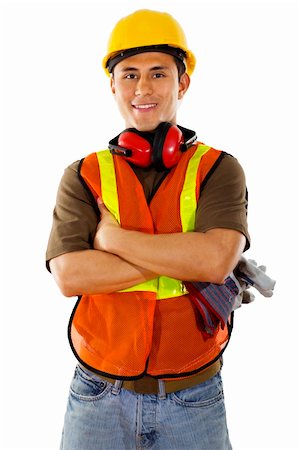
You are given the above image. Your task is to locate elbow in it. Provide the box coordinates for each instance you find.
[211,273,228,285]
[58,279,78,298]
[54,270,78,297]
[207,269,228,285]
[195,229,245,284]
[49,257,79,297]
[190,264,229,285]
[204,258,237,285]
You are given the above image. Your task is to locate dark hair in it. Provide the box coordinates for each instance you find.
[174,57,186,79]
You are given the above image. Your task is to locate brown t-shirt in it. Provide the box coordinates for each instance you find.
[46,153,250,268]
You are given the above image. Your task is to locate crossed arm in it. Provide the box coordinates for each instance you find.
[50,199,246,297]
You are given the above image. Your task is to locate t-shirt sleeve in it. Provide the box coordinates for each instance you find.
[45,160,99,271]
[195,154,250,251]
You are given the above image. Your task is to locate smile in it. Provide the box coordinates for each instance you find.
[132,103,157,110]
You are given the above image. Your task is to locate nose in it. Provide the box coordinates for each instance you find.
[134,75,153,96]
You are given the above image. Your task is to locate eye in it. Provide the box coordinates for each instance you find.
[153,73,165,78]
[124,73,137,79]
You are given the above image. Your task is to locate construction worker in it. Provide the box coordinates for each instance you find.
[46,9,250,450]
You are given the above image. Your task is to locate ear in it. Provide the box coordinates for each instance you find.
[110,76,116,94]
[178,72,190,99]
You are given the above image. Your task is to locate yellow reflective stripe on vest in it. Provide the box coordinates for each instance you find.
[180,145,211,232]
[120,279,158,294]
[96,150,158,294]
[157,276,187,299]
[121,276,185,299]
[96,151,120,223]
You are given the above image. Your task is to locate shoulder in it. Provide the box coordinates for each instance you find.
[64,151,103,176]
[67,160,81,171]
[63,160,81,177]
[218,153,245,175]
[57,160,81,191]
[61,154,99,184]
[196,151,250,249]
[203,152,246,191]
[58,159,97,204]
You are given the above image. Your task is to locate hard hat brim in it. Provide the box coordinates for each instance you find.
[102,45,196,77]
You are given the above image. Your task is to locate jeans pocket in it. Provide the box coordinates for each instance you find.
[69,365,110,401]
[172,373,224,408]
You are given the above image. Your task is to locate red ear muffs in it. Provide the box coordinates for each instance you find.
[108,122,196,169]
[152,122,184,170]
[117,131,152,168]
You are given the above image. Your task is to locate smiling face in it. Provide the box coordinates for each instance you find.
[110,52,190,132]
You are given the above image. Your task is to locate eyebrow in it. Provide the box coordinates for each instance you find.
[120,65,170,72]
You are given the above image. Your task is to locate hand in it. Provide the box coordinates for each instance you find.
[93,198,121,252]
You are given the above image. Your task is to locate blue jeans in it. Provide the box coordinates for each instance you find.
[60,365,232,450]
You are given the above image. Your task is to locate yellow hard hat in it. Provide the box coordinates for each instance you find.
[102,9,196,77]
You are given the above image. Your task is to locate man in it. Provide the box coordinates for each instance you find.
[46,9,250,450]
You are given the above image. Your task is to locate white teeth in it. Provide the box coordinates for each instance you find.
[134,104,156,109]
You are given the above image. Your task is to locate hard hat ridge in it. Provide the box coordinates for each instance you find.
[106,44,187,75]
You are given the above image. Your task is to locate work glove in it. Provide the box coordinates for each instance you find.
[185,255,276,336]
[236,256,276,298]
[229,270,255,308]
[185,278,239,335]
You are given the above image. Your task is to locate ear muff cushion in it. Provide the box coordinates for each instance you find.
[153,123,184,169]
[163,126,184,168]
[152,122,172,167]
[118,131,152,168]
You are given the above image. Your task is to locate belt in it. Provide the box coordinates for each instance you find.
[81,360,221,394]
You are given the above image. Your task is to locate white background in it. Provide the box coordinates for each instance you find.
[1,0,298,449]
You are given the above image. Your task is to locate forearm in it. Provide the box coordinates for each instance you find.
[106,228,246,284]
[49,249,158,297]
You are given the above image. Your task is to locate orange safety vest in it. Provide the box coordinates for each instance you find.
[69,143,231,380]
